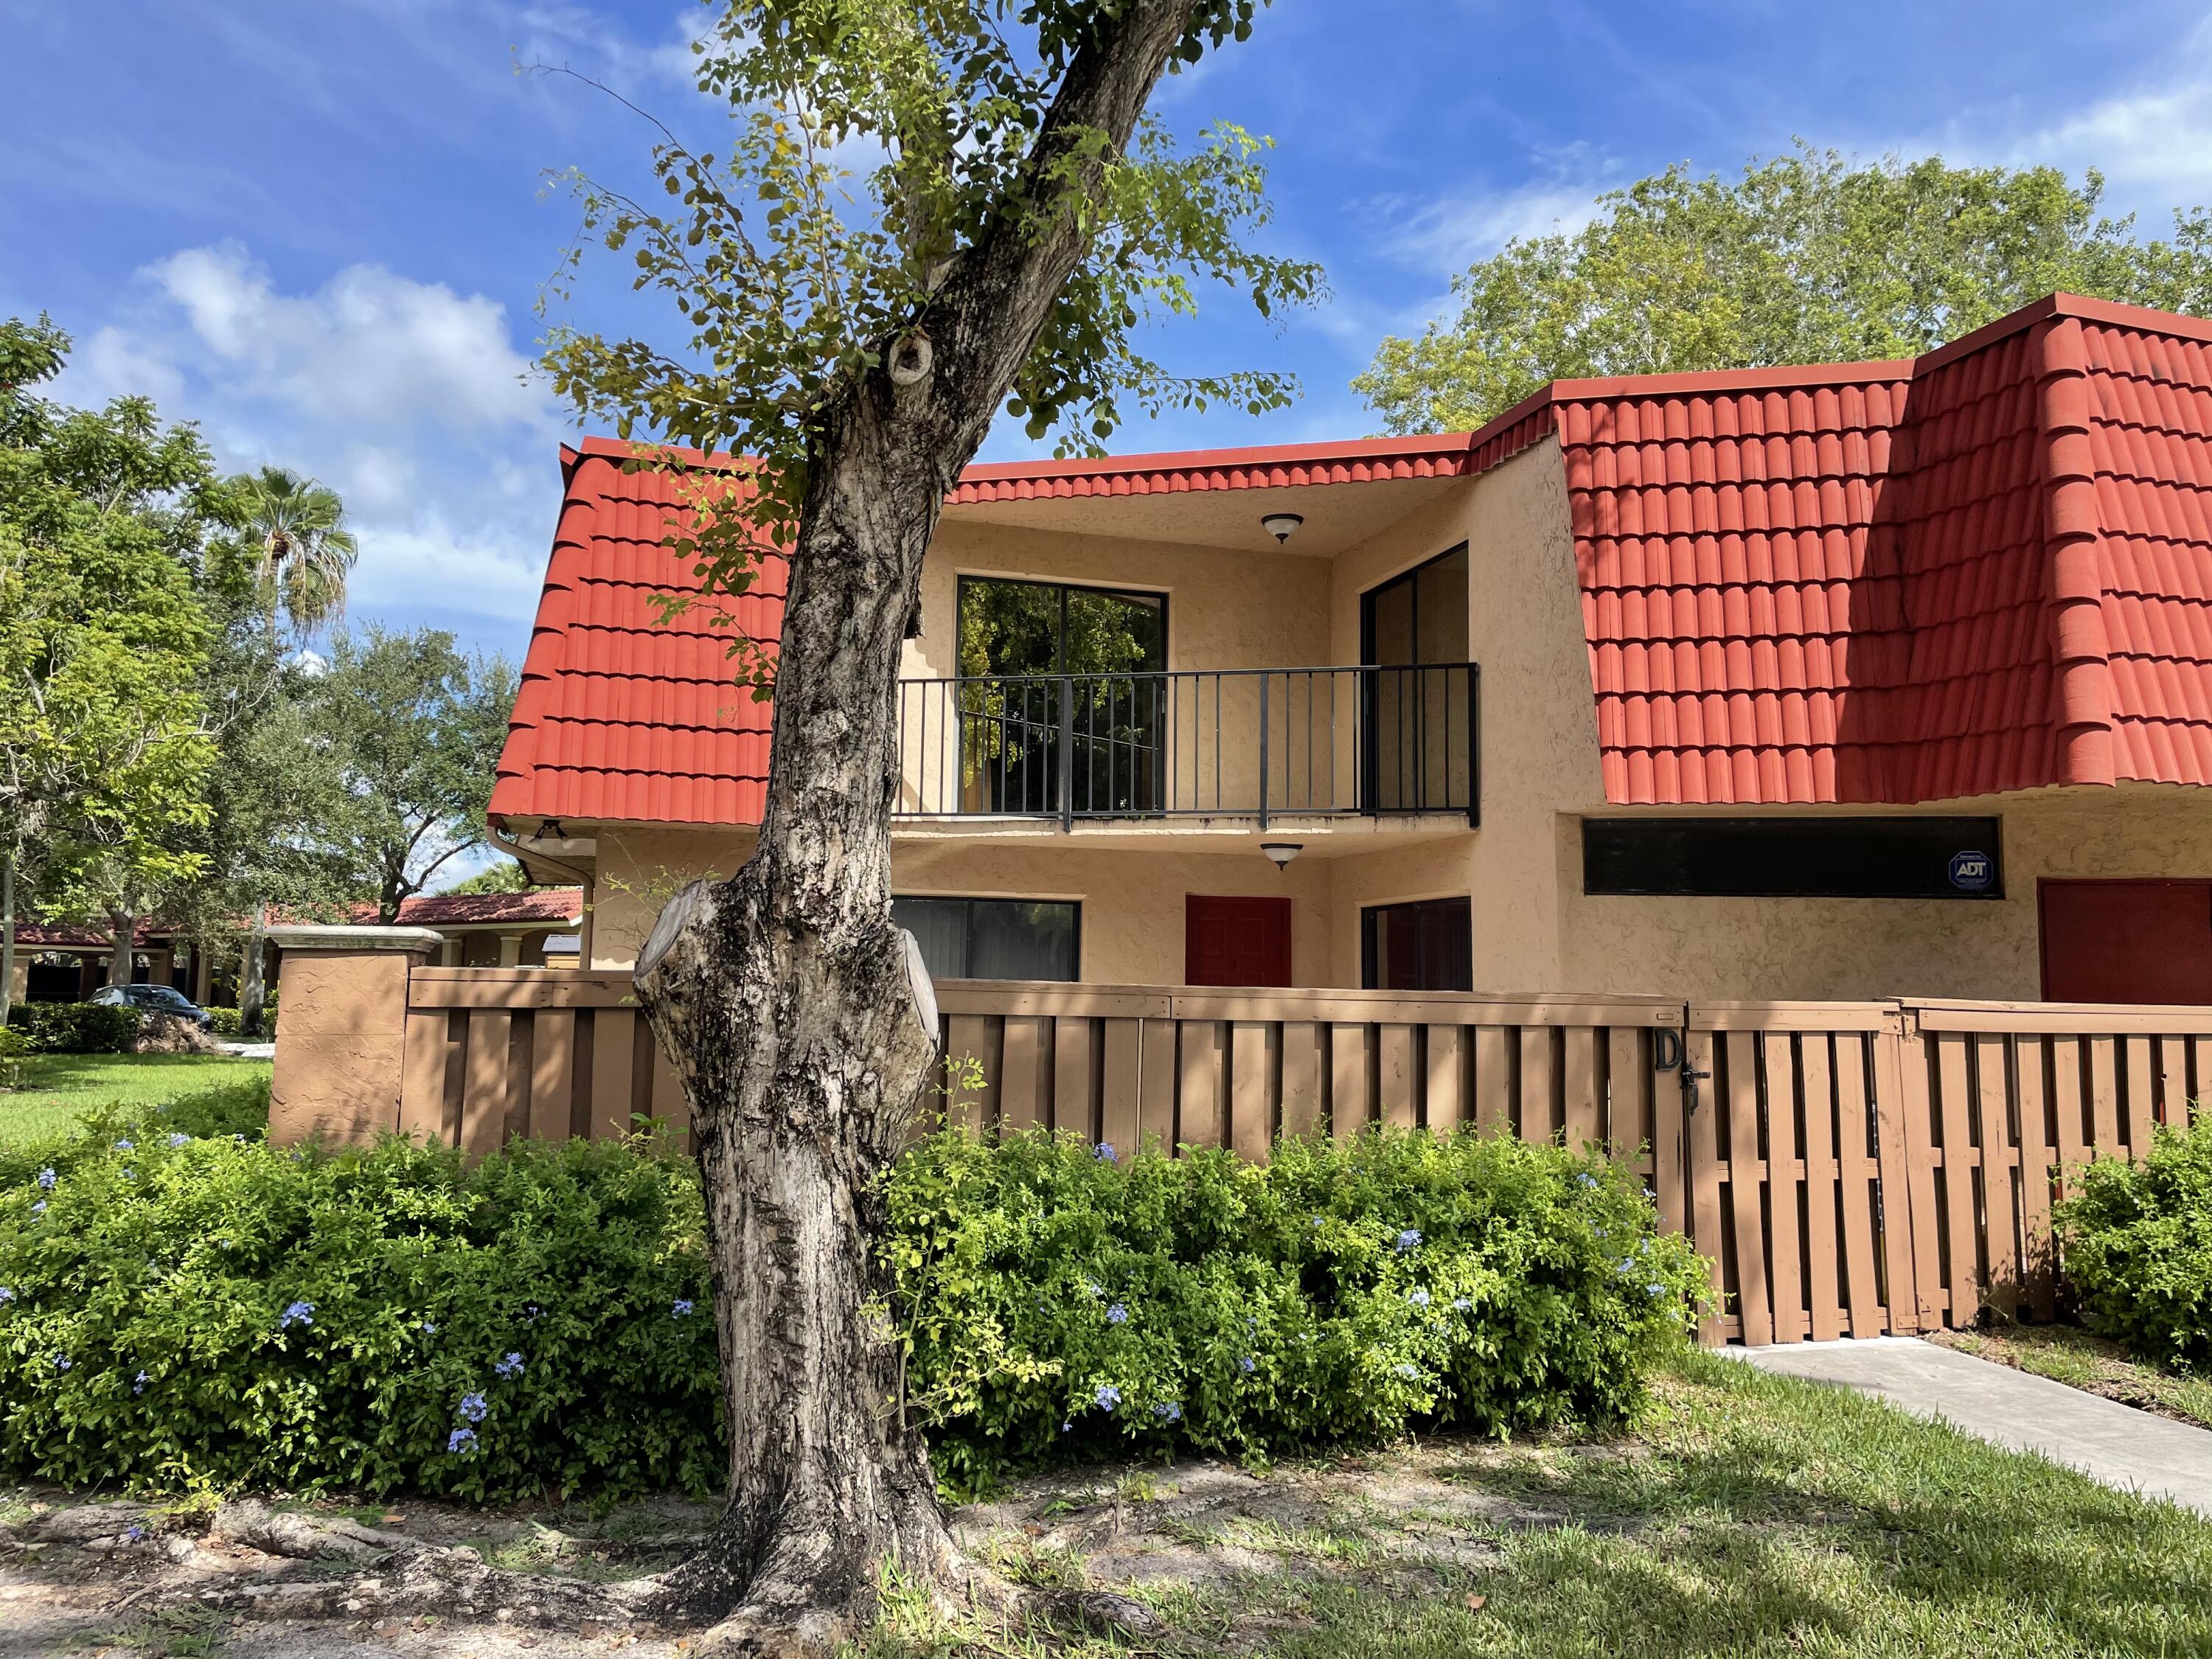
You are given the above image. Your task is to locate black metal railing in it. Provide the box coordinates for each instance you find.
[894,664,1478,827]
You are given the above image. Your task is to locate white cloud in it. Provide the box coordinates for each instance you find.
[66,242,570,644]
[146,243,554,431]
[1920,18,2212,221]
[1370,145,1619,279]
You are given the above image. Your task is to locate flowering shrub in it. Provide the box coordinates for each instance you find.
[0,1080,720,1502]
[2056,1114,2212,1368]
[886,1126,1710,1495]
[2,1080,1707,1504]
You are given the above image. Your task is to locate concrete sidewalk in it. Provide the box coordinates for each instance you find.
[1735,1337,2212,1517]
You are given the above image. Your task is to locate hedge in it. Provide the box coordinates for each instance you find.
[0,1084,1706,1502]
[2057,1115,2212,1369]
[4,1001,140,1054]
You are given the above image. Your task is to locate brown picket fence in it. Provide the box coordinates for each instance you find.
[383,969,2212,1346]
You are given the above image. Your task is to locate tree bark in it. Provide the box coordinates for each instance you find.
[106,902,137,990]
[1,849,16,1032]
[240,903,268,1038]
[633,9,1203,1643]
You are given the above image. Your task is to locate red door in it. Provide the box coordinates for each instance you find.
[2039,879,2212,1005]
[1184,895,1293,987]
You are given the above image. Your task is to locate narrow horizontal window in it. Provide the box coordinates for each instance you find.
[1581,817,2004,900]
[891,896,1081,981]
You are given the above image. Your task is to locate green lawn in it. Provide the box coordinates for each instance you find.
[1931,1323,2212,1433]
[0,1052,271,1147]
[859,1348,2212,1658]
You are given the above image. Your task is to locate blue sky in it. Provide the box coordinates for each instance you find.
[6,0,2211,669]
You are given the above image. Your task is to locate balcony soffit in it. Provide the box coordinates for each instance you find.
[938,475,1466,558]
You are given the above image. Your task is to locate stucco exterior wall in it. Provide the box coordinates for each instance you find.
[1557,788,2212,1001]
[588,825,757,971]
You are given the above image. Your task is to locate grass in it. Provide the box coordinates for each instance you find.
[0,1053,271,1147]
[851,1347,2212,1658]
[1929,1322,2212,1431]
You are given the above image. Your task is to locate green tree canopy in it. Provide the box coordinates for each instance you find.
[232,466,358,640]
[0,316,233,998]
[1354,148,2212,434]
[307,625,517,921]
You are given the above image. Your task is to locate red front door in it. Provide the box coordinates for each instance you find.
[1184,895,1293,987]
[2039,879,2212,1005]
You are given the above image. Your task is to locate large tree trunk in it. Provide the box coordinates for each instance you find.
[239,903,268,1038]
[636,404,961,1647]
[630,4,1202,1645]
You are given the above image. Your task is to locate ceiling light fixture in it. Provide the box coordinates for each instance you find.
[1259,512,1304,544]
[1259,841,1304,869]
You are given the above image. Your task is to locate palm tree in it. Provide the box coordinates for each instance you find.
[233,467,358,639]
[229,467,358,1036]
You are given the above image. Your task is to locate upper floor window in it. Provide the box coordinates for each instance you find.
[957,576,1165,678]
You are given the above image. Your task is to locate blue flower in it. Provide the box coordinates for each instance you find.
[167,1133,190,1149]
[0,1286,13,1304]
[114,1139,133,1153]
[419,1321,438,1336]
[524,1303,542,1322]
[120,1169,135,1181]
[1393,1363,1419,1380]
[52,1353,71,1373]
[29,1200,45,1218]
[1310,1214,1324,1229]
[1105,1303,1128,1325]
[279,1300,314,1329]
[1060,1419,1072,1433]
[448,1427,479,1455]
[1408,1288,1431,1307]
[124,1525,146,1543]
[1093,1142,1117,1163]
[1452,1296,1472,1312]
[1239,1355,1257,1374]
[1647,1282,1668,1298]
[1394,1228,1422,1253]
[35,1167,57,1190]
[133,1371,150,1395]
[1155,1401,1183,1423]
[495,1352,525,1379]
[1093,1383,1121,1411]
[1082,1280,1104,1300]
[459,1391,489,1423]
[672,1298,695,1318]
[1576,1172,1600,1189]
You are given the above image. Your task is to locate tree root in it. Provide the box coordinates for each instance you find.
[187,1498,650,1630]
[60,1500,1165,1654]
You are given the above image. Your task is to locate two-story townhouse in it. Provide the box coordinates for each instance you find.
[488,292,2212,1005]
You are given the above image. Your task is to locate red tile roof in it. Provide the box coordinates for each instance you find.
[492,293,2212,824]
[389,888,583,928]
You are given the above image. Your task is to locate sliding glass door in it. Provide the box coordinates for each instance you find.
[956,577,1166,815]
[1360,543,1471,812]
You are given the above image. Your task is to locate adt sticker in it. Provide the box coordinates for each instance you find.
[1948,850,1995,893]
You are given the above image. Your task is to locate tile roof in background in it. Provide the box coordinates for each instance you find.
[388,888,583,928]
[490,293,2212,827]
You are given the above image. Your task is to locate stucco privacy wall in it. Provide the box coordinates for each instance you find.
[1555,787,2212,1001]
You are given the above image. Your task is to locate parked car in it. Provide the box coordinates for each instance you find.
[88,983,216,1030]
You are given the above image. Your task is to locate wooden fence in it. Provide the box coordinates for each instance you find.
[384,970,2211,1346]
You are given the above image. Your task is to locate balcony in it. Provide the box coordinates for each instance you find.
[894,664,1478,828]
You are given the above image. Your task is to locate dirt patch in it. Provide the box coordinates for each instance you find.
[0,1435,1600,1655]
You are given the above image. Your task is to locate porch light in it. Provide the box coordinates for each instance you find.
[1259,512,1304,543]
[1259,841,1304,869]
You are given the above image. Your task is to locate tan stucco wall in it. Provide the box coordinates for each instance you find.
[588,825,758,971]
[1557,788,2212,1001]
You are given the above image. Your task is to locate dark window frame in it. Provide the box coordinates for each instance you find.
[954,574,1170,678]
[1360,896,1474,992]
[1359,543,1472,815]
[1580,815,2006,900]
[890,894,1083,983]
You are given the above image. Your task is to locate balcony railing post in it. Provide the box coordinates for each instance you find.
[1255,671,1270,829]
[1467,663,1481,827]
[1057,672,1075,830]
